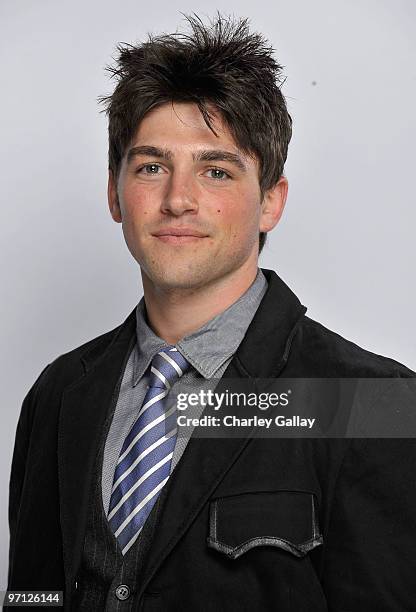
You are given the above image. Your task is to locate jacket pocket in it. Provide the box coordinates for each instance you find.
[207,490,323,559]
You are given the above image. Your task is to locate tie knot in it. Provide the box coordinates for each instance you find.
[148,346,190,390]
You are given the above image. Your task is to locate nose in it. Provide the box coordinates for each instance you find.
[160,171,198,216]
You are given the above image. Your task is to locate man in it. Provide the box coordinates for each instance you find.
[6,13,416,612]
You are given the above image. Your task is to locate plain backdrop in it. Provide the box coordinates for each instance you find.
[1,0,415,587]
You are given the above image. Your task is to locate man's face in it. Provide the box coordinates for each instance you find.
[108,101,287,291]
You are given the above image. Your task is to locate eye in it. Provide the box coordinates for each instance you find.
[136,163,163,175]
[205,168,231,181]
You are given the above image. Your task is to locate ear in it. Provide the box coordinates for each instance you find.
[108,169,122,223]
[259,176,288,233]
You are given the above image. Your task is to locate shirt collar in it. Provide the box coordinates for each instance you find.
[133,268,268,386]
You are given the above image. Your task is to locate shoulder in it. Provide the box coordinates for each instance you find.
[290,315,415,377]
[16,310,136,437]
[32,316,132,397]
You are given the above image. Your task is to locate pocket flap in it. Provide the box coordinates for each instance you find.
[207,490,323,559]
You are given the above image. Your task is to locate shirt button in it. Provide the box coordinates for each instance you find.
[115,584,131,601]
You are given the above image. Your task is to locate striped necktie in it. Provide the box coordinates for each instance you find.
[108,346,190,555]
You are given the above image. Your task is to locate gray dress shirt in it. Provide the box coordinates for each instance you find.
[101,268,268,515]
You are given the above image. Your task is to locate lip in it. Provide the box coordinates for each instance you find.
[153,234,207,245]
[152,228,208,238]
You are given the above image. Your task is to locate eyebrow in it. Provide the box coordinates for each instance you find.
[126,145,247,172]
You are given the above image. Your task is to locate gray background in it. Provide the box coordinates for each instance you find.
[1,0,415,587]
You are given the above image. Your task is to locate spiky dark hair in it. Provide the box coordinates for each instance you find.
[99,13,292,253]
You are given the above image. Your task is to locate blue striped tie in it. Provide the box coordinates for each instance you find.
[108,346,190,555]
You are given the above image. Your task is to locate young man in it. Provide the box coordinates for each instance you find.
[7,14,416,612]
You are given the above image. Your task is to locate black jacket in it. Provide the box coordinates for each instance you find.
[7,269,416,611]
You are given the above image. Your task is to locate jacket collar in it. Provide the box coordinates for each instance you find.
[234,268,307,378]
[80,310,137,373]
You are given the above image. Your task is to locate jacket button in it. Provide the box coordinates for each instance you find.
[115,584,131,601]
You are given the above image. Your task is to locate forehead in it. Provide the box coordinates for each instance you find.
[131,101,246,156]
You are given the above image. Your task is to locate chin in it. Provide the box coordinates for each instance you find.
[141,261,210,291]
[156,271,210,291]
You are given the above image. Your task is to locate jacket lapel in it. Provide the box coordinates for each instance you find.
[57,310,136,583]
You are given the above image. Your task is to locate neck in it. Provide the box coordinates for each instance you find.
[141,262,259,345]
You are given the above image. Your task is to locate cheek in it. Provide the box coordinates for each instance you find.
[120,181,156,213]
[121,192,154,228]
[215,197,260,235]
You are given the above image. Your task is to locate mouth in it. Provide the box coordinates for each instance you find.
[152,228,209,244]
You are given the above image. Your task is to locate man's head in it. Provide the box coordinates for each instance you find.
[101,14,292,291]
